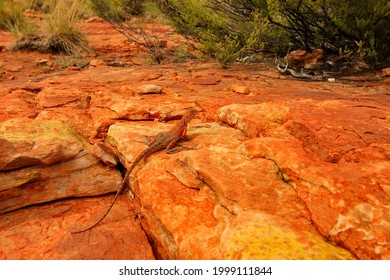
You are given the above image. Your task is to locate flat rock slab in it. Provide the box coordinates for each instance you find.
[89,90,199,137]
[0,196,154,260]
[185,77,221,85]
[104,99,389,259]
[108,121,355,260]
[0,118,85,171]
[0,89,37,122]
[220,101,390,259]
[0,118,121,214]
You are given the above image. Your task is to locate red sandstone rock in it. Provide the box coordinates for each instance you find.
[0,197,154,260]
[220,102,390,259]
[36,108,94,139]
[0,118,121,214]
[185,76,221,85]
[89,59,105,67]
[0,21,389,260]
[287,49,325,69]
[91,142,119,167]
[229,84,250,94]
[382,67,390,77]
[89,89,199,136]
[36,87,88,108]
[134,84,162,94]
[106,99,389,259]
[107,121,354,259]
[218,103,290,138]
[0,118,85,170]
[0,89,37,121]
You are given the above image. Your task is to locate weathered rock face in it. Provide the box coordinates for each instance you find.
[36,87,89,109]
[0,118,121,214]
[0,117,154,260]
[1,77,388,260]
[89,85,199,138]
[287,49,325,69]
[106,99,389,260]
[0,196,154,260]
[0,89,37,122]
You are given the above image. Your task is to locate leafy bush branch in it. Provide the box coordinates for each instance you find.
[154,0,389,68]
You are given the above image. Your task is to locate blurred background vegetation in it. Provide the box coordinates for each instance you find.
[1,0,389,68]
[154,0,389,68]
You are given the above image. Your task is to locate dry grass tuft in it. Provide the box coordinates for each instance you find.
[10,0,90,56]
[43,0,90,55]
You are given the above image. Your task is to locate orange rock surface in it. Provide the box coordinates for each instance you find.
[0,20,389,260]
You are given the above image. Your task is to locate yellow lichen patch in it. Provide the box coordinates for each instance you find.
[0,118,82,142]
[262,104,290,124]
[224,216,355,260]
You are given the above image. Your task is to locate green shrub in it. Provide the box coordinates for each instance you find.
[142,0,169,24]
[268,0,390,66]
[155,0,390,68]
[154,0,238,64]
[154,0,289,67]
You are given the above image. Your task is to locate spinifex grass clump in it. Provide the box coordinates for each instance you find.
[10,0,90,56]
[42,0,89,55]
